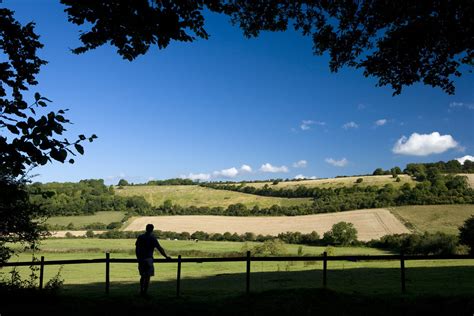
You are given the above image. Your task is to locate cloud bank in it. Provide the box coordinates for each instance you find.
[392,132,459,156]
[456,155,474,164]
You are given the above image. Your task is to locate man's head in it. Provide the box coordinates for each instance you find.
[146,224,154,233]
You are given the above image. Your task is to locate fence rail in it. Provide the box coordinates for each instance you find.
[1,253,472,296]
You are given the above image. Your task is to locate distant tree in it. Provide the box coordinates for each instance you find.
[117,179,129,186]
[373,168,385,176]
[85,230,95,238]
[395,177,401,183]
[323,222,358,246]
[62,1,474,95]
[459,216,474,255]
[355,178,364,184]
[272,180,280,185]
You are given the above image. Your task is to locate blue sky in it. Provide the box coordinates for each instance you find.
[7,1,474,184]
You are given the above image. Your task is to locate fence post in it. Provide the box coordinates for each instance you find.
[105,252,110,294]
[39,256,45,290]
[323,252,327,288]
[176,255,182,298]
[246,251,251,295]
[400,252,406,294]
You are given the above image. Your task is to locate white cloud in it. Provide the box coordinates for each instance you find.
[456,155,474,164]
[240,164,252,173]
[375,119,387,126]
[449,102,474,110]
[294,174,317,180]
[180,173,211,181]
[392,132,459,156]
[342,121,359,129]
[325,158,348,167]
[213,167,239,178]
[260,163,289,173]
[292,160,307,168]
[300,120,326,131]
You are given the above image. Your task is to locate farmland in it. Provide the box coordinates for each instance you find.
[124,209,409,241]
[46,211,126,228]
[115,185,311,208]
[230,175,415,189]
[390,204,474,235]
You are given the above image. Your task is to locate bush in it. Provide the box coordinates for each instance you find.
[252,239,285,256]
[459,215,474,254]
[370,232,458,255]
[84,222,106,230]
[355,178,363,184]
[106,222,122,230]
[65,232,74,238]
[323,222,358,246]
[85,230,94,238]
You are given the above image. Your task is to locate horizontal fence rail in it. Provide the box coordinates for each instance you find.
[1,253,473,296]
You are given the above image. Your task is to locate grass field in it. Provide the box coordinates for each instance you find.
[3,239,474,299]
[46,211,126,228]
[115,185,311,208]
[233,175,415,189]
[389,205,474,235]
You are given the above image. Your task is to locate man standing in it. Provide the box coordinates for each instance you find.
[135,224,171,296]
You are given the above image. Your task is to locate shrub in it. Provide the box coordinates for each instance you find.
[84,222,106,230]
[106,222,122,230]
[252,239,285,256]
[459,215,474,254]
[65,232,74,238]
[85,230,94,238]
[355,178,363,184]
[370,232,458,255]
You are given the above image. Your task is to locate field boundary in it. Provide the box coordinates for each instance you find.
[2,253,472,296]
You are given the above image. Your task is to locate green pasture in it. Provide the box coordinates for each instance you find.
[46,211,126,228]
[115,185,311,208]
[390,204,474,234]
[3,239,474,298]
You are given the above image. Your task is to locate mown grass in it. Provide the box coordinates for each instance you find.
[46,211,126,228]
[389,205,474,235]
[3,239,474,298]
[234,175,415,189]
[115,185,311,208]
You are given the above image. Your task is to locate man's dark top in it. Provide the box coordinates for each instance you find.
[135,232,160,260]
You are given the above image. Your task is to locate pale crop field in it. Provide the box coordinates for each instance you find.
[124,209,410,241]
[115,185,311,208]
[234,175,415,189]
[389,204,474,235]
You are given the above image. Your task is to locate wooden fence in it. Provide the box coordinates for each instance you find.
[1,253,472,296]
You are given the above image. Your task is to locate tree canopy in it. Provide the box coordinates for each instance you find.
[61,0,473,95]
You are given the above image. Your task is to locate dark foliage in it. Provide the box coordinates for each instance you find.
[459,215,474,254]
[62,1,474,95]
[368,232,459,255]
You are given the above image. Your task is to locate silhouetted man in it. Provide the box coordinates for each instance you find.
[135,224,171,296]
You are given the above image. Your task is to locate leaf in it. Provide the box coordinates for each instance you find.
[38,101,47,107]
[74,143,84,155]
[34,92,41,101]
[68,159,75,164]
[7,125,19,134]
[78,134,86,141]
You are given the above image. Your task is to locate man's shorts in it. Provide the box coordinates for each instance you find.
[138,258,155,277]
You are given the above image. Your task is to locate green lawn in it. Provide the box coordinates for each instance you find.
[115,185,311,208]
[3,239,474,298]
[390,205,474,234]
[46,211,126,228]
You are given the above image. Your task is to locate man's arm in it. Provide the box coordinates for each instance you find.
[155,239,171,259]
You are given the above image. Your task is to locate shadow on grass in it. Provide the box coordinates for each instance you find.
[2,266,474,315]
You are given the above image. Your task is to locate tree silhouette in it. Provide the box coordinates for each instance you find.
[61,0,473,95]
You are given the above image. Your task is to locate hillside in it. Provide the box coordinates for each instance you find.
[390,204,474,235]
[115,185,311,208]
[227,175,415,189]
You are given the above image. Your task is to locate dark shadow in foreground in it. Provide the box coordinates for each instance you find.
[2,266,474,315]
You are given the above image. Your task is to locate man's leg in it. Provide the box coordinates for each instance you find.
[143,276,150,294]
